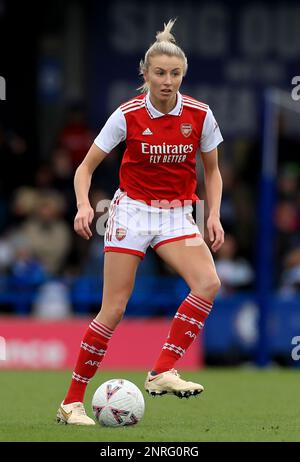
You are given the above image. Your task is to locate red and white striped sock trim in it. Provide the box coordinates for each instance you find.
[174,312,204,330]
[186,293,213,316]
[80,341,106,356]
[89,319,113,340]
[72,372,91,384]
[162,343,186,357]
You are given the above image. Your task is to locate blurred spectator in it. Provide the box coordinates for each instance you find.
[274,201,299,235]
[0,236,14,274]
[275,161,300,287]
[10,187,39,227]
[0,126,34,197]
[277,113,300,168]
[9,234,47,290]
[277,163,300,202]
[51,146,74,193]
[219,161,255,259]
[92,145,121,197]
[78,189,110,278]
[219,163,237,233]
[0,199,8,233]
[274,200,300,280]
[57,102,93,170]
[34,163,54,190]
[215,234,254,294]
[33,280,72,318]
[19,191,72,275]
[51,146,76,221]
[279,247,300,295]
[0,234,47,314]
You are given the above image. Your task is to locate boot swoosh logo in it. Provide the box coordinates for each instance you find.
[60,407,72,420]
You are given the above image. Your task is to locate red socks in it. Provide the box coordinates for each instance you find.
[64,294,213,403]
[152,293,213,374]
[64,319,113,404]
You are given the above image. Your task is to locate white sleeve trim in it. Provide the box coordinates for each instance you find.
[200,108,223,153]
[94,107,126,153]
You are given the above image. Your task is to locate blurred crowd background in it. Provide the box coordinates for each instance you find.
[0,0,300,364]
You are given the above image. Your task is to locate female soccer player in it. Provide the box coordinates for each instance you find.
[57,19,224,425]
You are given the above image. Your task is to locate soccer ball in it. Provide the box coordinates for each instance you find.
[92,379,145,427]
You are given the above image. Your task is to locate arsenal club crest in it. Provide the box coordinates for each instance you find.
[116,227,127,241]
[180,123,192,137]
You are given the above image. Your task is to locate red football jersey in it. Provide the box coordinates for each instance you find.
[94,92,223,206]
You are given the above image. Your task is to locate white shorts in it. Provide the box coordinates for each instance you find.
[104,189,202,258]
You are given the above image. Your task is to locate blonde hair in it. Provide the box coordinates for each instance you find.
[138,19,188,93]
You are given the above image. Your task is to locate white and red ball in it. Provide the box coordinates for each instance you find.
[92,379,145,427]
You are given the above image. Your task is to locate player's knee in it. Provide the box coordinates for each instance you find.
[211,275,221,295]
[101,304,126,327]
[192,273,221,298]
[112,297,129,318]
[113,290,133,312]
[101,292,131,324]
[111,307,126,325]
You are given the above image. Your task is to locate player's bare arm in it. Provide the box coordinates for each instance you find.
[74,143,108,240]
[201,148,225,253]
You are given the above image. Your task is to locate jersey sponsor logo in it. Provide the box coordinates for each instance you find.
[180,123,192,137]
[142,128,153,135]
[141,142,193,155]
[149,154,187,164]
[116,227,127,241]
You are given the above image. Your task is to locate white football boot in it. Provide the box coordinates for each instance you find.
[145,369,204,398]
[56,401,95,425]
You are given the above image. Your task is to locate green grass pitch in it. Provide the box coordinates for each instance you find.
[0,368,299,442]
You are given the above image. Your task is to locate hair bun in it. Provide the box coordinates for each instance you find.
[155,19,177,43]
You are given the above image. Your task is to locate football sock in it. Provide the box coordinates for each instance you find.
[64,319,114,404]
[152,292,213,374]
